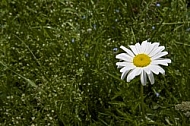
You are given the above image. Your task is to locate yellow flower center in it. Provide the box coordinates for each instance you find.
[133,54,151,67]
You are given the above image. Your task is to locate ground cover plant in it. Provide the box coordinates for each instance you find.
[0,0,190,125]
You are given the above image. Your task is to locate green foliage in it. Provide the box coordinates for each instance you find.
[0,0,190,125]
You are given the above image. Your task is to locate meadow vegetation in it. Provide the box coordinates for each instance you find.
[0,0,190,125]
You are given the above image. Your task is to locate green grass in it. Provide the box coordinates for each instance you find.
[1,0,190,125]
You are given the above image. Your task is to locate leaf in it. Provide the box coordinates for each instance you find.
[25,78,37,88]
[103,71,122,81]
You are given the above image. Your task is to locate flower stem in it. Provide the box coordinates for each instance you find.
[140,84,146,123]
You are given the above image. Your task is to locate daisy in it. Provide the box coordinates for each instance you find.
[116,40,171,85]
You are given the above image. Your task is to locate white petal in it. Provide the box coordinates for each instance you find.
[149,65,165,75]
[144,42,152,54]
[117,65,123,69]
[151,51,168,60]
[140,40,148,53]
[149,46,165,57]
[116,62,129,67]
[147,43,160,55]
[151,59,171,66]
[152,42,160,47]
[121,69,130,80]
[120,46,135,57]
[120,64,135,72]
[143,66,151,74]
[135,43,141,53]
[116,53,133,62]
[127,67,142,82]
[142,40,148,44]
[140,70,147,85]
[147,72,155,84]
[129,45,138,55]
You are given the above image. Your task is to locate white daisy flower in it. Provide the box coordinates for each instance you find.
[116,40,171,85]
